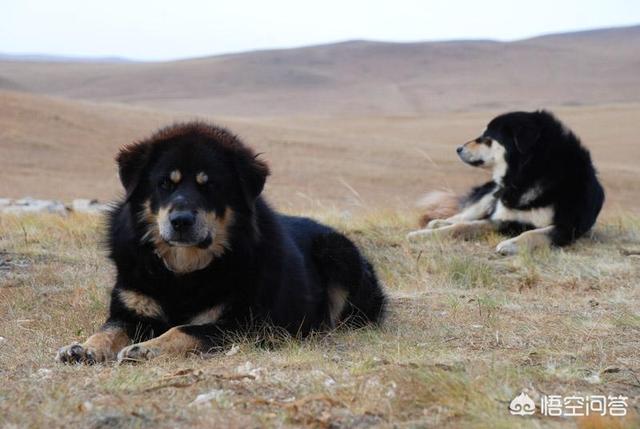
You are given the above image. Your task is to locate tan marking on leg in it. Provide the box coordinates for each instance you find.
[83,326,131,357]
[189,304,225,325]
[328,287,349,327]
[496,226,554,255]
[117,326,200,362]
[57,326,130,364]
[408,220,492,240]
[119,289,165,320]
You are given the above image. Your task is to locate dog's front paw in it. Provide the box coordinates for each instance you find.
[117,343,159,363]
[427,219,453,229]
[57,343,111,364]
[496,238,519,255]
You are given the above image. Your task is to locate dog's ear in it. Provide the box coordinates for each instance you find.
[116,141,153,199]
[234,151,270,207]
[512,122,540,154]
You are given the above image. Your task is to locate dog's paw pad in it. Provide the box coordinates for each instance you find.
[57,343,98,364]
[117,344,158,363]
[496,239,519,255]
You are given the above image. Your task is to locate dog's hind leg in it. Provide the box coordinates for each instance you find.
[312,232,386,328]
[424,188,497,229]
[407,220,492,240]
[495,225,554,255]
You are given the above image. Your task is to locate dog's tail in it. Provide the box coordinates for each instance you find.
[416,191,461,227]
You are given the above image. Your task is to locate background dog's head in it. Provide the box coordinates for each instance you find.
[457,111,545,181]
[115,122,269,272]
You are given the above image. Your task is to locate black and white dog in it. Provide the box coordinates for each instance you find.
[408,111,605,255]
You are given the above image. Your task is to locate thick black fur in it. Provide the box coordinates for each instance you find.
[463,110,605,246]
[103,122,386,352]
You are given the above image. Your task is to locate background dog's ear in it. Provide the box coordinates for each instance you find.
[513,122,540,154]
[234,152,270,207]
[116,141,152,199]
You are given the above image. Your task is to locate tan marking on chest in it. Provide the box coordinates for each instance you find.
[189,304,225,325]
[119,289,165,320]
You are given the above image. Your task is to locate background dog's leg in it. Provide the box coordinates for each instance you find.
[57,323,130,364]
[496,226,554,255]
[426,192,496,229]
[408,220,492,240]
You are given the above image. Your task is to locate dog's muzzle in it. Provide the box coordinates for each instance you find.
[456,146,485,166]
[160,209,212,247]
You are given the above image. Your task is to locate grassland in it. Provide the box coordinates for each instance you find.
[1,211,638,428]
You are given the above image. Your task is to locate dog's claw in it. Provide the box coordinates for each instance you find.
[57,343,97,364]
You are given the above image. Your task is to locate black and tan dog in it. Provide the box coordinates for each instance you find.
[57,122,386,364]
[408,111,605,254]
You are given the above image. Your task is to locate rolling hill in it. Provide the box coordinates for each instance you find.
[0,25,638,116]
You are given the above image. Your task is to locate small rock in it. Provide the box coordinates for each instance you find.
[1,197,67,215]
[33,368,52,380]
[71,199,109,213]
[225,344,240,356]
[585,372,601,384]
[236,361,264,380]
[189,389,228,406]
[79,401,94,412]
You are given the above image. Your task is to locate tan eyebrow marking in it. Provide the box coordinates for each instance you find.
[196,172,208,185]
[170,170,182,183]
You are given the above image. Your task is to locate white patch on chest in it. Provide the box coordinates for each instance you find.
[189,304,225,325]
[491,143,507,185]
[491,201,554,228]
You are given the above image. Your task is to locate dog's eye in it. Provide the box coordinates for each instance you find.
[482,138,493,146]
[159,178,174,191]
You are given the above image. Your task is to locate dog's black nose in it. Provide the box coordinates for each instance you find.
[169,211,195,232]
[456,146,463,154]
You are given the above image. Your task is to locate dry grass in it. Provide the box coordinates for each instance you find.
[0,211,639,428]
[3,89,640,215]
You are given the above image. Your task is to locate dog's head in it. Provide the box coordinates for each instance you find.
[116,122,269,273]
[457,111,542,181]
